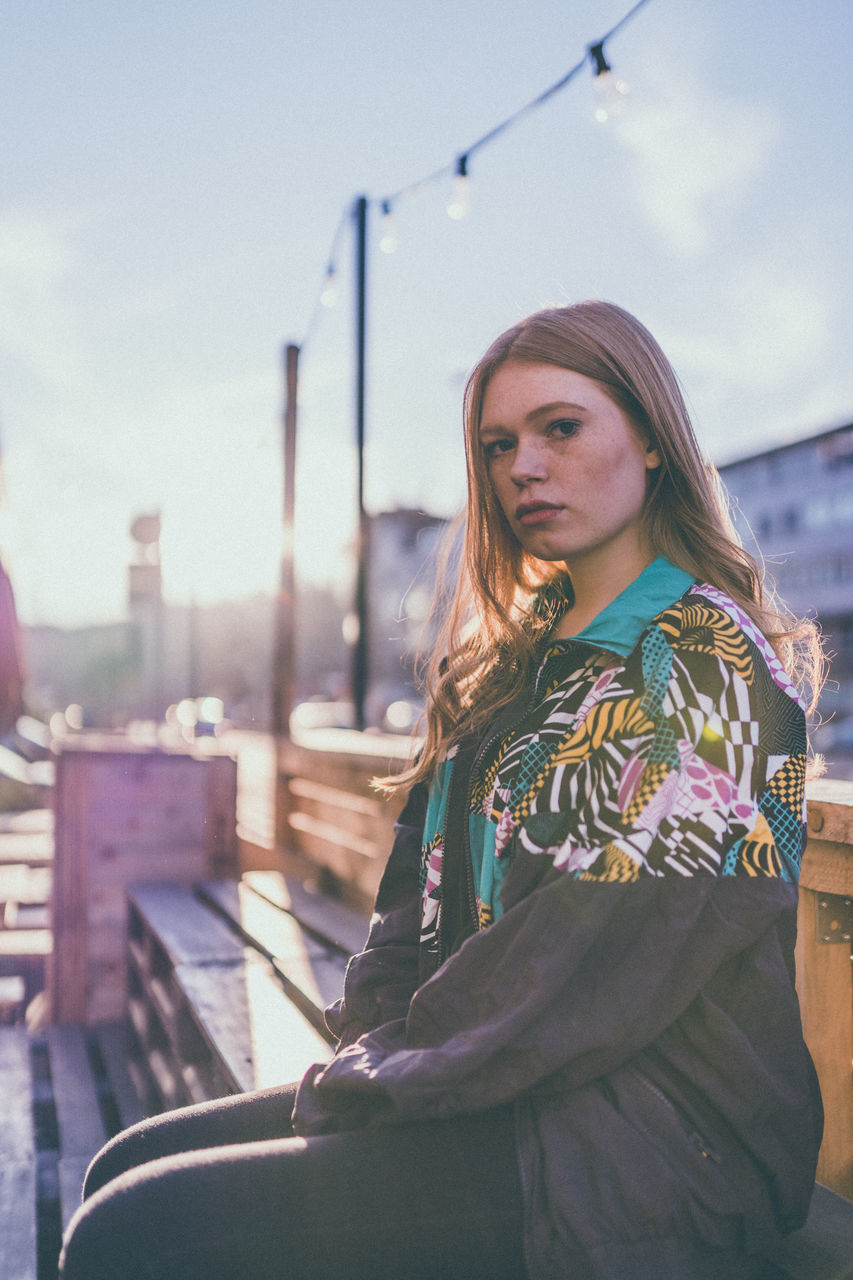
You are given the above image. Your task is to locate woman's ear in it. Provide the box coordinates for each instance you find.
[645,441,662,470]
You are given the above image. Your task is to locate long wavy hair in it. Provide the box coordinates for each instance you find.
[381,301,824,792]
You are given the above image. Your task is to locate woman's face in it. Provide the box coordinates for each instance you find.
[479,361,660,571]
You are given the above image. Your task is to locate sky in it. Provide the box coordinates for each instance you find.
[0,0,851,629]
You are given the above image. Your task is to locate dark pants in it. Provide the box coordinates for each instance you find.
[59,1083,526,1279]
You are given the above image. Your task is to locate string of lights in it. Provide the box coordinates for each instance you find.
[298,0,653,347]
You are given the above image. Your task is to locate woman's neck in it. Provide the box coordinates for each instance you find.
[552,547,655,640]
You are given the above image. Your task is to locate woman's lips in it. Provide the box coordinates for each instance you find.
[515,503,563,525]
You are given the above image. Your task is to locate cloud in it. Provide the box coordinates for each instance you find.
[611,66,780,257]
[666,260,831,395]
[0,208,87,390]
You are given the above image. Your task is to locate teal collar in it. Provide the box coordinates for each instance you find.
[566,557,696,657]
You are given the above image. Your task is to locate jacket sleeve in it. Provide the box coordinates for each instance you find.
[293,627,806,1132]
[324,780,427,1048]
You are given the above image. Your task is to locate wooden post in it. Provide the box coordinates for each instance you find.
[801,780,853,1199]
[272,343,299,739]
[351,194,369,732]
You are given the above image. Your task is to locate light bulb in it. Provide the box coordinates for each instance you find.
[447,155,471,221]
[593,69,629,123]
[379,200,398,253]
[320,264,338,308]
[588,40,628,124]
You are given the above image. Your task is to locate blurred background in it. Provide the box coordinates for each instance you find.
[0,0,851,770]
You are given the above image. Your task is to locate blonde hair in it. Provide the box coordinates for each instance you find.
[382,301,824,792]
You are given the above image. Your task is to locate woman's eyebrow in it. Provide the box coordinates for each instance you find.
[479,400,589,437]
[525,400,587,422]
[479,399,584,440]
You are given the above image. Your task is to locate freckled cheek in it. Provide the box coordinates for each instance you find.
[575,449,644,504]
[487,469,517,523]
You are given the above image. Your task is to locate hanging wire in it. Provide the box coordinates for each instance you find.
[299,207,351,353]
[379,0,653,204]
[296,0,654,344]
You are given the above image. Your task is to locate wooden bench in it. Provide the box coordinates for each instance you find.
[0,1020,145,1280]
[125,873,369,1110]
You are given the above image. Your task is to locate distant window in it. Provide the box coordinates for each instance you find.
[817,431,853,468]
[806,498,831,530]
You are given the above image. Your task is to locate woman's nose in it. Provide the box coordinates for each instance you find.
[510,437,548,485]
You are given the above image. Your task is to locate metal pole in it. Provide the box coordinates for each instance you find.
[272,342,299,738]
[352,195,369,732]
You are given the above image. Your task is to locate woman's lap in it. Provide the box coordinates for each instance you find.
[83,1081,302,1197]
[61,1086,525,1280]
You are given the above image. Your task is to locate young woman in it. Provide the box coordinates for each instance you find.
[61,302,824,1280]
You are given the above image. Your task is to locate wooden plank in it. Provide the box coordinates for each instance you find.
[0,1027,35,1160]
[283,815,383,908]
[174,953,332,1094]
[129,883,245,967]
[94,1022,146,1129]
[766,1183,853,1279]
[127,1002,182,1112]
[289,774,381,817]
[0,1160,37,1280]
[288,810,384,864]
[50,750,90,1024]
[800,837,853,896]
[293,792,391,847]
[0,864,30,901]
[0,831,53,866]
[57,1156,89,1231]
[0,809,52,835]
[46,1026,110,1229]
[0,976,26,1018]
[46,1025,107,1156]
[795,889,853,1199]
[0,864,51,903]
[0,929,52,956]
[200,880,347,1013]
[243,870,369,957]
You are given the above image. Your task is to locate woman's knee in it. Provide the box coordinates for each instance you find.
[84,1083,299,1198]
[65,1139,308,1280]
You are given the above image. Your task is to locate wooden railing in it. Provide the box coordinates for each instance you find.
[276,731,853,1201]
[275,729,409,910]
[798,778,853,1199]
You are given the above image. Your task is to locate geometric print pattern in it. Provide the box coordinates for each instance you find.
[451,586,809,918]
[689,582,806,711]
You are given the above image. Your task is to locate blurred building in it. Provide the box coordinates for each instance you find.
[364,508,445,721]
[21,506,449,734]
[127,512,164,720]
[719,420,853,722]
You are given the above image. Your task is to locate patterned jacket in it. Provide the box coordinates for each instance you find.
[293,580,823,1278]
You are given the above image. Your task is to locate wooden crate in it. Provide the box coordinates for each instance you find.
[50,743,238,1026]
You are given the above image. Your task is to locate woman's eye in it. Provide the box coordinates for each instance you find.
[550,419,581,439]
[483,438,514,458]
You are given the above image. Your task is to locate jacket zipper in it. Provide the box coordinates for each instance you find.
[440,640,585,958]
[629,1068,721,1164]
[457,663,554,943]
